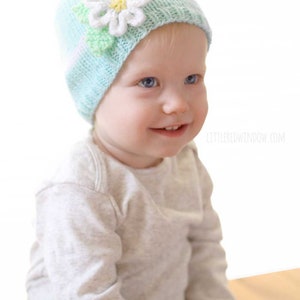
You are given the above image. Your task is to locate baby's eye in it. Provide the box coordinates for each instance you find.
[138,77,158,88]
[184,74,200,85]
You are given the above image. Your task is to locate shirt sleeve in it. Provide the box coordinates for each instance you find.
[35,182,125,300]
[185,159,235,300]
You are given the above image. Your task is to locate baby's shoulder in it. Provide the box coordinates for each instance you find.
[179,141,209,176]
[46,138,106,191]
[179,141,199,162]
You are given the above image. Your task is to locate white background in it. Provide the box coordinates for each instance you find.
[0,0,299,298]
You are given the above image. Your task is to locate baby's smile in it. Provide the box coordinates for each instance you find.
[150,124,189,137]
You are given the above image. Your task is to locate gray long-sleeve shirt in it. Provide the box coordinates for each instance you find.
[26,136,234,300]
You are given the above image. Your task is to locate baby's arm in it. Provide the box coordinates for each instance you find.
[185,160,234,300]
[36,183,125,299]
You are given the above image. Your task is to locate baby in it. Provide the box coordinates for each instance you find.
[26,0,235,299]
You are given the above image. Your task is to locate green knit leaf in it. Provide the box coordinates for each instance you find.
[72,3,89,24]
[86,27,116,56]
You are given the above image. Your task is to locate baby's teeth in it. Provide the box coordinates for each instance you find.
[165,126,180,131]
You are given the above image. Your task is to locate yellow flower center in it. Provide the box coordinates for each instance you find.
[110,0,127,13]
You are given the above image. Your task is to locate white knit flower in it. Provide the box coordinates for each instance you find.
[83,0,151,37]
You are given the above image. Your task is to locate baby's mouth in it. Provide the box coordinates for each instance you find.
[164,125,182,131]
[150,124,188,136]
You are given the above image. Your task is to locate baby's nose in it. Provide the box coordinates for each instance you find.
[162,90,189,115]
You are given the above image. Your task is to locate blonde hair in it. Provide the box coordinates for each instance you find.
[138,23,202,54]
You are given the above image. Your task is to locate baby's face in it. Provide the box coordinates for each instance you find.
[93,23,208,168]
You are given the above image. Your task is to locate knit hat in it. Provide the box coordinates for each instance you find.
[56,0,212,123]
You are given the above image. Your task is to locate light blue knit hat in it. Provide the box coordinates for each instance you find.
[56,0,212,123]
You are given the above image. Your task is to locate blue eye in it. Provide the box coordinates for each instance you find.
[138,77,158,88]
[185,74,200,85]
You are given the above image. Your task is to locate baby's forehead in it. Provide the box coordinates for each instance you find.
[117,23,207,78]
